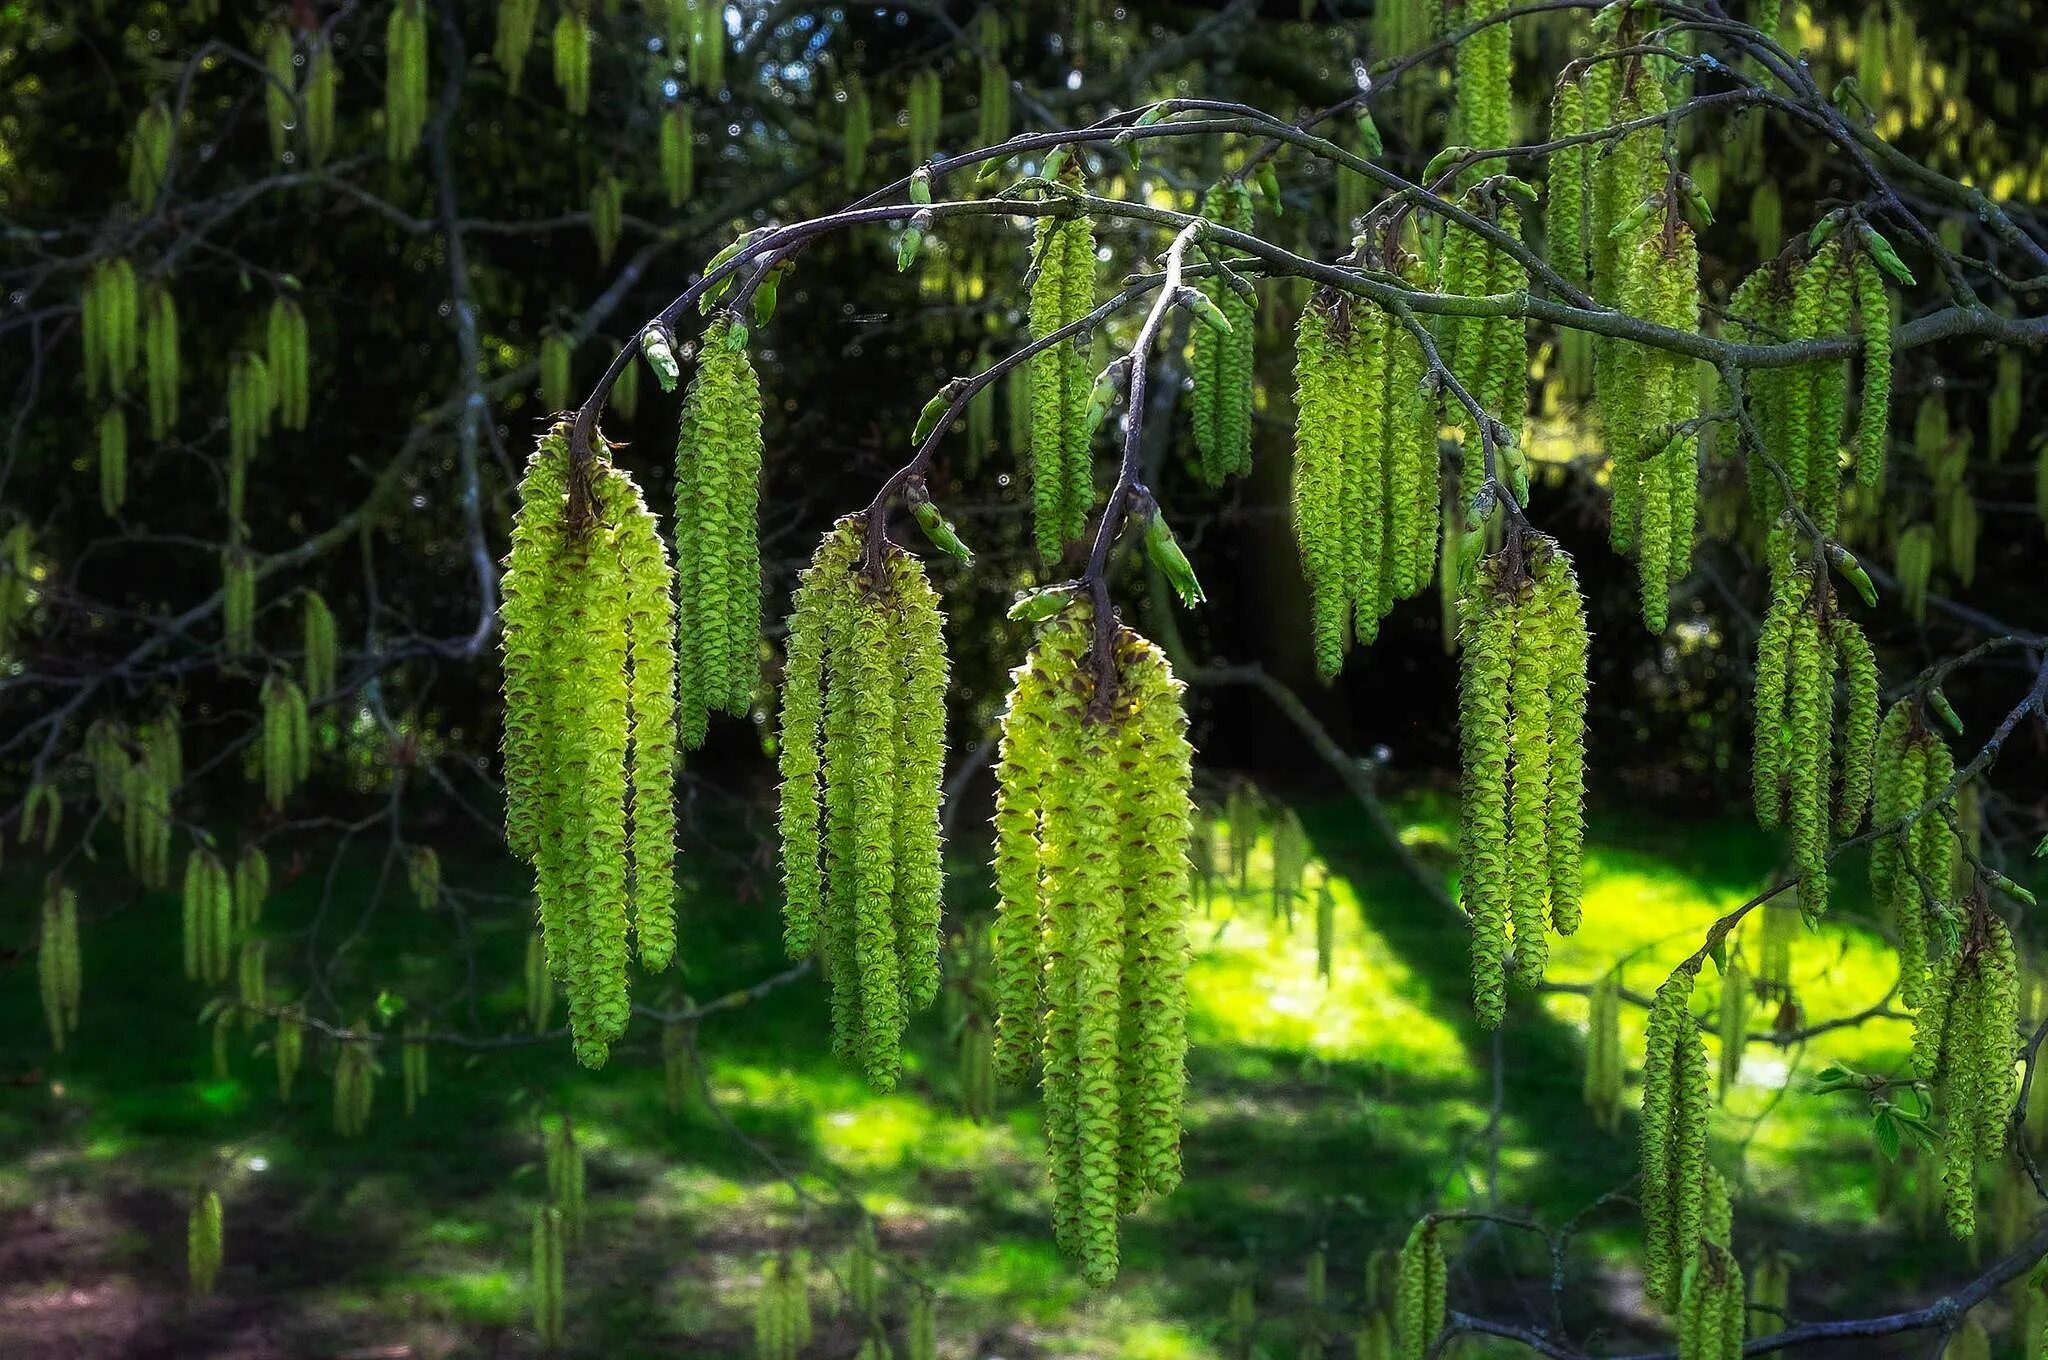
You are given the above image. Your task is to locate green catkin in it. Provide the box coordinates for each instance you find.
[263,25,294,166]
[1537,550,1589,932]
[847,1219,879,1320]
[180,847,233,985]
[98,406,127,516]
[1851,251,1892,489]
[1747,1249,1790,1338]
[1452,0,1512,154]
[143,283,179,439]
[406,846,440,910]
[674,317,765,742]
[589,174,623,266]
[546,1115,587,1246]
[228,349,272,480]
[267,296,310,431]
[1832,618,1879,833]
[1546,74,1592,287]
[1025,205,1098,563]
[129,102,172,209]
[500,428,677,1067]
[906,1290,937,1360]
[1915,911,2020,1238]
[39,877,81,1051]
[1785,606,1838,918]
[1717,965,1748,1099]
[553,8,590,117]
[303,591,337,697]
[1584,970,1624,1131]
[1678,1244,1746,1360]
[1190,181,1257,485]
[611,341,640,420]
[540,331,572,413]
[686,0,726,89]
[906,68,941,165]
[236,940,265,1016]
[304,39,336,167]
[1640,968,1712,1311]
[989,613,1193,1284]
[977,54,1011,149]
[385,0,428,162]
[1293,301,1350,675]
[1459,560,1514,1027]
[188,1188,224,1298]
[1505,556,1553,987]
[1341,299,1386,638]
[1357,1311,1394,1360]
[495,0,540,93]
[532,1205,566,1347]
[274,1008,302,1101]
[234,844,268,929]
[660,106,695,209]
[841,77,872,185]
[259,674,311,810]
[333,1031,375,1137]
[525,930,555,1032]
[774,523,948,1085]
[21,782,62,853]
[1990,351,2023,462]
[1394,1219,1446,1360]
[1750,540,1801,828]
[83,257,139,400]
[1385,277,1440,601]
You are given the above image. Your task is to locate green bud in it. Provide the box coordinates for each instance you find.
[1859,224,1917,286]
[1807,211,1844,251]
[911,498,974,564]
[1985,870,2037,908]
[1828,546,1879,607]
[1253,162,1282,213]
[1355,112,1383,157]
[909,167,932,206]
[697,228,772,313]
[912,378,972,447]
[1927,688,1963,735]
[1145,509,1205,607]
[1007,585,1077,622]
[1083,362,1121,436]
[1179,286,1233,336]
[898,209,933,272]
[1606,194,1661,240]
[751,265,788,328]
[639,325,681,392]
[1133,104,1171,128]
[1422,145,1475,185]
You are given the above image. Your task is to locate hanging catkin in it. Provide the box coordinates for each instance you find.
[776,519,950,1089]
[304,38,337,167]
[385,0,428,162]
[258,673,311,810]
[1437,189,1531,504]
[1583,969,1624,1131]
[1871,700,1958,1010]
[661,106,695,208]
[673,316,764,743]
[303,590,338,697]
[1450,0,1512,154]
[1394,1217,1446,1360]
[988,608,1194,1285]
[98,407,127,516]
[143,283,179,440]
[1910,905,2019,1237]
[1641,967,1713,1312]
[267,296,310,431]
[500,424,679,1067]
[188,1188,224,1297]
[263,25,295,165]
[181,846,233,985]
[554,6,591,116]
[590,173,624,266]
[1025,193,1098,564]
[1610,218,1701,631]
[82,256,139,400]
[1189,180,1257,486]
[531,1205,566,1346]
[540,330,572,412]
[1678,1242,1746,1360]
[494,0,540,93]
[129,102,172,209]
[1458,536,1589,1022]
[39,876,81,1051]
[841,77,872,184]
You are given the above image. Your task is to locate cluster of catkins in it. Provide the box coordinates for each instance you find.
[1750,532,1879,917]
[384,0,429,161]
[1910,904,2019,1237]
[501,425,679,1067]
[752,1252,815,1360]
[905,67,943,165]
[333,1031,376,1136]
[259,25,336,167]
[1290,286,1441,675]
[988,609,1195,1285]
[776,519,949,1089]
[258,674,312,811]
[1677,1241,1747,1360]
[38,876,81,1051]
[1639,968,1739,1313]
[1727,234,1892,537]
[128,101,173,206]
[1393,1218,1447,1360]
[1457,536,1589,1023]
[181,848,234,984]
[88,714,179,888]
[1871,700,1959,1007]
[674,317,765,742]
[1189,180,1258,485]
[1025,194,1100,563]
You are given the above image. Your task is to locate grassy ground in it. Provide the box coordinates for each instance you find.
[0,797,2038,1359]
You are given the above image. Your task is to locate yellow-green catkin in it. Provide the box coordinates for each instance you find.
[266,296,309,432]
[1747,1248,1790,1338]
[1451,0,1513,155]
[540,330,572,413]
[303,590,338,698]
[589,174,623,266]
[1872,700,1956,1010]
[1611,220,1701,632]
[332,1029,375,1136]
[1025,198,1098,563]
[525,929,555,1032]
[775,520,950,1088]
[1678,1243,1746,1360]
[97,406,127,517]
[1641,967,1712,1311]
[83,256,139,401]
[500,425,680,1067]
[304,38,337,167]
[188,1188,224,1298]
[661,105,695,208]
[233,844,268,929]
[1912,908,2019,1238]
[1850,249,1892,490]
[39,876,81,1051]
[1190,180,1257,486]
[988,610,1193,1285]
[1584,969,1624,1131]
[495,0,540,94]
[1291,297,1362,676]
[385,0,428,162]
[129,101,172,209]
[263,25,295,166]
[841,77,872,184]
[181,846,233,986]
[143,283,179,439]
[1459,537,1588,1021]
[674,317,764,744]
[553,7,591,117]
[906,67,941,164]
[531,1204,566,1347]
[1547,73,1592,289]
[1717,964,1748,1100]
[1394,1218,1446,1360]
